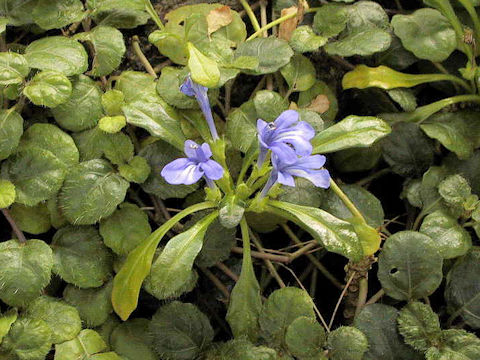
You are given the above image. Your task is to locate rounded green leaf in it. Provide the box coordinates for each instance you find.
[59,159,129,225]
[392,9,456,62]
[313,3,348,38]
[156,66,197,109]
[32,0,85,30]
[52,75,103,132]
[205,339,277,360]
[0,309,17,344]
[98,116,126,134]
[0,52,29,85]
[253,90,289,122]
[25,36,88,76]
[378,231,443,301]
[327,326,368,360]
[234,38,294,75]
[26,295,82,344]
[51,226,113,288]
[445,249,480,329]
[9,203,51,235]
[100,203,151,256]
[420,211,471,259]
[285,316,326,359]
[354,304,423,360]
[298,80,338,123]
[23,70,72,108]
[1,317,52,360]
[54,329,109,360]
[102,89,125,116]
[118,156,151,184]
[74,26,126,77]
[0,0,37,26]
[290,25,327,53]
[259,287,315,347]
[4,147,66,206]
[187,42,220,88]
[0,180,15,208]
[63,282,113,327]
[280,54,316,92]
[110,319,156,360]
[0,239,53,307]
[0,109,23,160]
[87,0,149,29]
[149,301,214,360]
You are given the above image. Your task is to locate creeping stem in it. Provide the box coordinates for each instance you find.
[238,0,262,32]
[329,179,367,224]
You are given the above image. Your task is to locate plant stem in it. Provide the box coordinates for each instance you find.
[239,0,261,32]
[355,278,369,317]
[260,0,268,38]
[231,246,291,263]
[200,267,230,300]
[132,36,157,78]
[330,179,367,224]
[457,0,480,42]
[216,262,239,281]
[329,273,356,330]
[1,208,27,244]
[356,168,391,187]
[247,10,298,41]
[143,0,165,30]
[365,289,385,305]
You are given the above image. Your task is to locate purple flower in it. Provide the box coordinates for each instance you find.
[257,110,315,167]
[261,154,330,197]
[180,76,219,140]
[161,140,223,187]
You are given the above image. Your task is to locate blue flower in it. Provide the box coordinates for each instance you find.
[161,140,224,187]
[180,76,219,140]
[261,153,330,197]
[257,110,315,167]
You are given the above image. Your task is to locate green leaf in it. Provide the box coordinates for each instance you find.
[112,202,214,320]
[312,115,391,154]
[3,147,66,206]
[23,70,72,108]
[122,100,185,150]
[259,287,315,347]
[32,0,85,30]
[19,123,79,167]
[397,302,442,352]
[0,239,52,307]
[0,0,37,26]
[312,3,348,38]
[438,174,471,208]
[218,195,245,229]
[0,52,29,85]
[118,156,151,184]
[392,8,456,62]
[420,211,471,259]
[0,179,15,208]
[195,217,236,267]
[0,309,17,344]
[114,71,157,103]
[354,304,423,360]
[285,316,326,359]
[388,88,417,112]
[25,36,88,76]
[280,54,316,92]
[234,38,293,75]
[187,42,220,88]
[226,100,258,152]
[139,140,198,199]
[327,326,368,360]
[445,249,480,329]
[98,116,126,134]
[427,329,480,360]
[51,226,113,288]
[268,200,364,261]
[298,80,338,123]
[102,89,125,116]
[253,90,289,122]
[226,219,262,342]
[278,178,326,208]
[333,145,382,173]
[444,151,480,195]
[59,159,129,225]
[10,203,51,235]
[87,0,149,29]
[147,211,218,299]
[324,1,391,57]
[1,317,52,360]
[52,75,103,132]
[322,184,384,228]
[149,301,214,360]
[290,25,327,53]
[26,296,81,344]
[54,329,112,360]
[343,65,462,91]
[0,108,23,160]
[63,282,113,328]
[205,339,277,360]
[99,203,151,256]
[381,122,434,177]
[420,111,480,160]
[74,26,126,77]
[378,231,443,301]
[110,319,156,360]
[156,67,197,109]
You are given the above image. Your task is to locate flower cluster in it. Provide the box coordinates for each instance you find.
[161,76,330,196]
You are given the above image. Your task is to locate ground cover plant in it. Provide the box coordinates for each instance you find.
[0,0,480,359]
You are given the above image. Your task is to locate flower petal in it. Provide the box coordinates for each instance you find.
[184,140,200,158]
[200,159,224,180]
[289,168,331,188]
[296,154,326,169]
[200,143,212,159]
[180,77,196,97]
[274,110,299,129]
[270,142,298,165]
[161,158,203,185]
[277,170,295,186]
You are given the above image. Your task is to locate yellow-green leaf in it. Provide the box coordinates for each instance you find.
[187,42,220,88]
